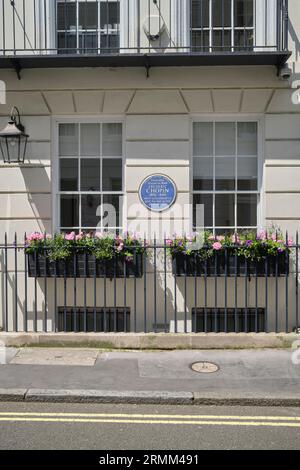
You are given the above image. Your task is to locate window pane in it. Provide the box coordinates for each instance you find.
[102,123,122,156]
[215,157,235,190]
[215,228,235,236]
[237,157,257,190]
[59,124,79,156]
[234,30,254,50]
[237,122,257,155]
[193,157,213,190]
[79,2,98,29]
[81,159,100,191]
[60,195,79,228]
[235,0,254,27]
[103,159,122,191]
[215,194,235,227]
[191,30,209,51]
[237,194,257,226]
[100,1,120,29]
[80,124,100,156]
[57,2,76,30]
[193,194,213,228]
[215,122,235,156]
[212,30,231,51]
[193,122,213,156]
[60,159,78,191]
[57,32,77,54]
[103,194,122,228]
[100,33,120,52]
[79,33,98,53]
[191,0,209,28]
[81,195,101,228]
[212,0,231,27]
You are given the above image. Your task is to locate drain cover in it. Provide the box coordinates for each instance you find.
[191,361,219,373]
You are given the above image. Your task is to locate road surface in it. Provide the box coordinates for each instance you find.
[0,402,299,450]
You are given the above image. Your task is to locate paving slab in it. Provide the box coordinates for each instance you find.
[9,348,99,366]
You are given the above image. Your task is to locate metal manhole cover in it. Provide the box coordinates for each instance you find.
[191,362,219,374]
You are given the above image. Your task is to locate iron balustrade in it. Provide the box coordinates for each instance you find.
[0,232,299,334]
[0,0,291,72]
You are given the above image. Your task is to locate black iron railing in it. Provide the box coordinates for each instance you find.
[0,0,290,71]
[0,232,299,334]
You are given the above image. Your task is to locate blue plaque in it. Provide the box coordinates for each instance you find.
[139,174,177,212]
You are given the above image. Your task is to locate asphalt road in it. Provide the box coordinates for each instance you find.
[0,402,299,450]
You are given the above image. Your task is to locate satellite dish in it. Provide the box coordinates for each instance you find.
[143,15,166,41]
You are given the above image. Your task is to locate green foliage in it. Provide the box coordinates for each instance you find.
[166,230,292,260]
[25,232,146,262]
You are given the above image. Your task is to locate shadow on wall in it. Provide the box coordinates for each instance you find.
[289,17,300,63]
[0,249,177,333]
[20,165,52,235]
[0,165,51,330]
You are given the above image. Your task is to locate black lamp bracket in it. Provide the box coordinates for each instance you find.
[10,106,25,133]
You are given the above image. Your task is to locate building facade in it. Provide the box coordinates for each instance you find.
[0,0,299,334]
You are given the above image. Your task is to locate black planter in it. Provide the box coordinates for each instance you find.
[27,252,144,278]
[172,251,289,277]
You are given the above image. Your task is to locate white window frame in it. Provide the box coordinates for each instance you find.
[190,114,264,234]
[55,0,124,53]
[184,0,278,52]
[52,116,125,234]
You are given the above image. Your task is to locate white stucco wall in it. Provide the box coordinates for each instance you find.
[0,1,300,332]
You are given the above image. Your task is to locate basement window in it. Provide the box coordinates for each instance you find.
[192,307,265,332]
[58,307,130,332]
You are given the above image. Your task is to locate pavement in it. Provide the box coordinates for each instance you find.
[0,348,300,406]
[0,402,299,450]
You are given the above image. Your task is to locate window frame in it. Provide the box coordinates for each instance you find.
[186,0,278,52]
[190,114,264,234]
[52,116,125,234]
[190,0,255,51]
[55,0,123,54]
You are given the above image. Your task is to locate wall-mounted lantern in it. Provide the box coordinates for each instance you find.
[0,107,29,164]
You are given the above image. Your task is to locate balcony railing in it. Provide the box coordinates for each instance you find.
[0,0,291,75]
[0,232,299,334]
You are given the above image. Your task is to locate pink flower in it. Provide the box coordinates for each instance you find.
[288,238,294,247]
[257,230,267,241]
[231,234,240,245]
[65,231,76,241]
[132,232,141,240]
[116,242,124,252]
[208,235,215,241]
[271,233,281,241]
[27,232,44,242]
[166,239,173,246]
[95,232,104,239]
[212,242,222,251]
[216,235,225,242]
[76,232,84,241]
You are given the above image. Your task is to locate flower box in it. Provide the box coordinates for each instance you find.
[172,251,289,277]
[27,252,144,278]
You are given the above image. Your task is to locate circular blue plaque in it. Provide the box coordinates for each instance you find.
[139,174,177,212]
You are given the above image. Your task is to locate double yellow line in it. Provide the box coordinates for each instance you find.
[0,412,300,427]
